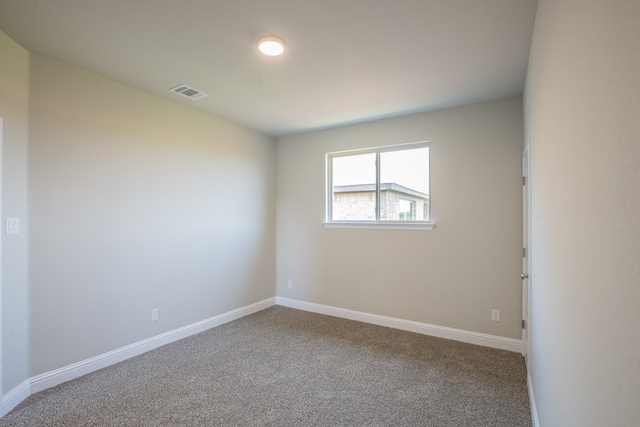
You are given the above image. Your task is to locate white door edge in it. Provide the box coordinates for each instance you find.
[0,117,4,404]
[522,136,531,367]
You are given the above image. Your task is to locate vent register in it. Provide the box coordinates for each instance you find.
[170,84,208,100]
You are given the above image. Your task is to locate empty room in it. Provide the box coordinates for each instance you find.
[0,0,638,426]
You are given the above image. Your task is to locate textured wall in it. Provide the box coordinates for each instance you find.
[525,0,640,425]
[27,54,276,376]
[276,98,524,339]
[0,30,30,396]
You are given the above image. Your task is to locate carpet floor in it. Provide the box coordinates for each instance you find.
[0,306,532,426]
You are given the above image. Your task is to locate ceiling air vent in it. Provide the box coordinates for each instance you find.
[170,84,208,100]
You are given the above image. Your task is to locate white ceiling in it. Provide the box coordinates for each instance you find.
[0,0,538,137]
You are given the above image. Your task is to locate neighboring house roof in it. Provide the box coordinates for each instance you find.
[333,183,429,199]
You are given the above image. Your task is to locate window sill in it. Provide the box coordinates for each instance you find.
[323,221,435,230]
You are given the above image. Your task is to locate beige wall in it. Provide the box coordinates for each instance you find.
[525,0,640,425]
[276,98,524,339]
[0,31,30,395]
[27,55,276,375]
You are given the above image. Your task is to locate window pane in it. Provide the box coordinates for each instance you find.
[331,153,376,220]
[379,147,429,221]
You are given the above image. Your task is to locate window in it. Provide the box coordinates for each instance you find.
[326,142,432,229]
[398,199,414,221]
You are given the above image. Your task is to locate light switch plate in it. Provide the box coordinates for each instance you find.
[6,217,19,235]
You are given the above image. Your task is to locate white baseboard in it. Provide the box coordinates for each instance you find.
[1,380,30,417]
[3,296,524,419]
[2,297,276,417]
[276,297,522,353]
[528,372,540,427]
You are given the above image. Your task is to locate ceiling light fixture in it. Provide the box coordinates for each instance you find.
[257,35,286,56]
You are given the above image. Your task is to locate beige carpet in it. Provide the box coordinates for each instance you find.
[0,306,531,426]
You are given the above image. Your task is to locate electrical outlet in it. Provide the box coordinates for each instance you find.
[287,280,293,289]
[5,217,19,235]
[491,309,500,322]
[151,308,159,322]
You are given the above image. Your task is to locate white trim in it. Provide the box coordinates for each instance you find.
[326,141,432,225]
[0,117,3,409]
[276,297,522,353]
[522,137,532,365]
[1,380,29,417]
[323,221,435,230]
[30,297,275,393]
[528,372,540,427]
[1,297,276,417]
[1,296,524,418]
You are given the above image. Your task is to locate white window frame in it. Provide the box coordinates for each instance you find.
[324,141,434,230]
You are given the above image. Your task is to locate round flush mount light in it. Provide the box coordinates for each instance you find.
[257,35,286,56]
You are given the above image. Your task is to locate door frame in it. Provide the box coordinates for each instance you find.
[522,137,531,365]
[0,117,4,405]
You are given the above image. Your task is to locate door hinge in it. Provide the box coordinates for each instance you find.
[522,176,526,185]
[522,319,526,329]
[522,248,526,258]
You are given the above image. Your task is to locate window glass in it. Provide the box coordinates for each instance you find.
[331,153,376,221]
[327,143,430,224]
[380,147,430,221]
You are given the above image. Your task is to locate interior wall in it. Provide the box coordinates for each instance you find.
[276,98,524,339]
[525,0,640,425]
[0,31,30,396]
[28,54,276,376]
